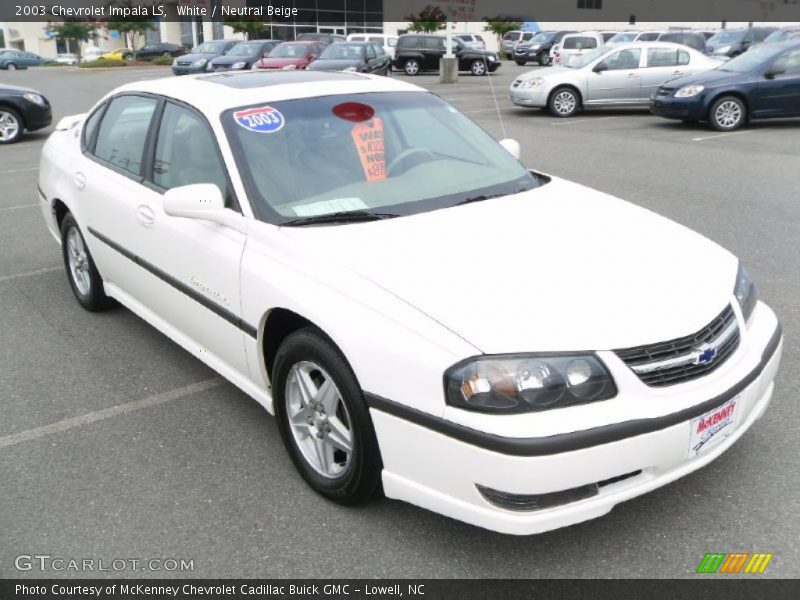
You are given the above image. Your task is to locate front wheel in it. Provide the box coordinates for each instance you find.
[273,327,383,505]
[6,63,17,71]
[515,59,527,66]
[0,107,23,144]
[404,59,420,76]
[548,87,580,118]
[470,59,488,76]
[60,213,113,311]
[538,51,551,66]
[709,96,746,131]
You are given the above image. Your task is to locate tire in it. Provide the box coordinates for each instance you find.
[6,63,17,71]
[0,107,24,144]
[470,59,487,76]
[60,213,113,311]
[548,86,580,118]
[709,95,746,131]
[273,327,383,505]
[404,58,419,76]
[538,51,551,66]
[515,59,527,66]
[161,51,172,57]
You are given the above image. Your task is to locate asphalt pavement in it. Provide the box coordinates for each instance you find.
[1,63,798,578]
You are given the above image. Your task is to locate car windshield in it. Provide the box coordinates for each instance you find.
[708,30,744,44]
[227,42,262,56]
[608,33,637,44]
[224,92,539,225]
[504,32,521,41]
[764,30,795,43]
[269,44,308,58]
[529,32,554,43]
[193,42,230,54]
[566,47,608,68]
[320,44,364,59]
[717,44,779,72]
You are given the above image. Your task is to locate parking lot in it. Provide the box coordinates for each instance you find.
[1,63,798,578]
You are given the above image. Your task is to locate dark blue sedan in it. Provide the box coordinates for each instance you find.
[651,41,800,130]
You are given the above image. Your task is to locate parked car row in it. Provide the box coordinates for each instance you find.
[510,40,800,131]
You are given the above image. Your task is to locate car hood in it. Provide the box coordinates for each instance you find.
[257,57,307,68]
[180,52,223,62]
[667,67,749,88]
[211,54,256,65]
[0,83,38,94]
[279,176,738,353]
[309,59,361,70]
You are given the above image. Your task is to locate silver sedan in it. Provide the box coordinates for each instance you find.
[509,42,721,117]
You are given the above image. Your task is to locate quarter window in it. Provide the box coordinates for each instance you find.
[93,95,157,177]
[152,103,230,201]
[81,103,106,152]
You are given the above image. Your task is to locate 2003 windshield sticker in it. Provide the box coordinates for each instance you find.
[233,106,285,133]
[351,118,386,182]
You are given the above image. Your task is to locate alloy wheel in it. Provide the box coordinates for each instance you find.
[404,60,419,75]
[471,60,487,76]
[0,111,21,143]
[285,361,353,479]
[66,226,91,296]
[553,90,577,115]
[714,100,743,129]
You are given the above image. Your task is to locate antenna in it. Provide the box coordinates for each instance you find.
[484,55,507,140]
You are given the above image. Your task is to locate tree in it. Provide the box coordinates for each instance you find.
[224,18,270,40]
[404,5,447,33]
[105,1,156,57]
[46,20,98,62]
[483,19,523,55]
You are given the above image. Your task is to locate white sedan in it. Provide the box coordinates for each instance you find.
[39,71,782,535]
[511,42,722,117]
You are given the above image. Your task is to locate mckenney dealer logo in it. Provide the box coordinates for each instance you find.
[696,552,773,574]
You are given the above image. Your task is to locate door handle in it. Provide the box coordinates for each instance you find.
[673,70,684,75]
[136,205,155,227]
[627,73,638,77]
[74,172,86,190]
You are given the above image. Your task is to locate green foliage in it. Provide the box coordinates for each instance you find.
[224,18,270,40]
[79,58,127,68]
[405,5,447,33]
[46,20,98,61]
[151,55,174,65]
[483,19,524,57]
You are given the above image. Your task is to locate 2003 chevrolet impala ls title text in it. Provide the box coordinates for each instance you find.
[37,70,782,534]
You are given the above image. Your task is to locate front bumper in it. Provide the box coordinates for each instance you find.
[24,103,53,131]
[368,302,782,534]
[172,64,207,75]
[509,85,549,107]
[650,92,707,121]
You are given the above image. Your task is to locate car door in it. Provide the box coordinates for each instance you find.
[363,43,377,72]
[586,47,643,103]
[752,48,800,117]
[78,95,249,375]
[426,37,445,70]
[641,47,691,99]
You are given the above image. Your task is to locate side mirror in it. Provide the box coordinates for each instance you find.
[593,62,607,73]
[499,138,521,160]
[163,184,246,232]
[765,68,785,79]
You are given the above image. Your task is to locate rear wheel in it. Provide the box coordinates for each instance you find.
[404,59,420,76]
[470,59,487,76]
[6,63,17,71]
[273,327,383,505]
[548,86,580,118]
[60,213,113,311]
[538,51,551,66]
[0,108,23,144]
[709,96,746,131]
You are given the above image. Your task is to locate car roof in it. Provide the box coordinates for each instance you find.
[109,71,424,114]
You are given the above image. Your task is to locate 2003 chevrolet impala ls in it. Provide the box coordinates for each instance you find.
[38,71,782,534]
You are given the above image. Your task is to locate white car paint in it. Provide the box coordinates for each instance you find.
[38,72,782,535]
[511,42,722,112]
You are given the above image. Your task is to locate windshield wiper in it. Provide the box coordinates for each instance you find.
[280,210,400,227]
[453,188,532,207]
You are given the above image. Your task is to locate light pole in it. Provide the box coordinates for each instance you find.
[440,21,458,83]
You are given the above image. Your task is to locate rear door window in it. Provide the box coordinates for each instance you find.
[92,95,158,178]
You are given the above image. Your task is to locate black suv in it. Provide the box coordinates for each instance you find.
[393,34,501,76]
[513,30,575,66]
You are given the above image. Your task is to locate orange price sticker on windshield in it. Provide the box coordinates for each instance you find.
[351,117,386,182]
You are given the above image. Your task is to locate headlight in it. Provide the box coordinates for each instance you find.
[206,62,215,71]
[282,64,297,70]
[445,354,616,414]
[530,44,541,50]
[231,61,247,70]
[714,45,731,54]
[23,93,47,107]
[193,58,207,67]
[519,77,545,89]
[675,84,705,98]
[734,263,757,324]
[343,66,358,72]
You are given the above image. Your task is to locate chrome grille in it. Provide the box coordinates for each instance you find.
[615,305,740,387]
